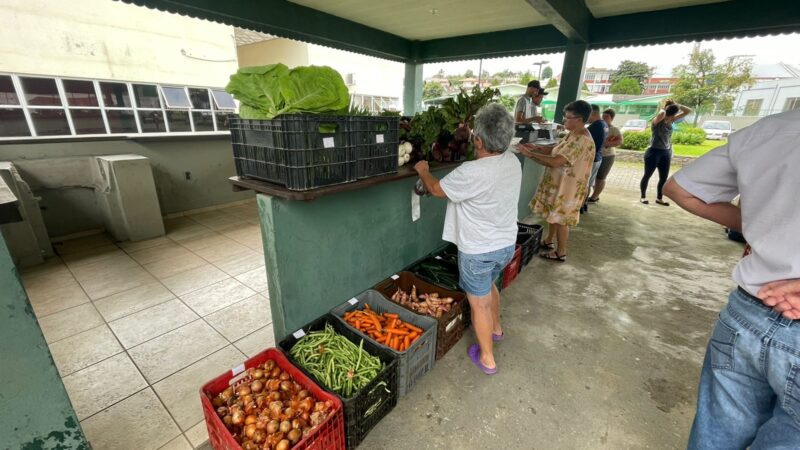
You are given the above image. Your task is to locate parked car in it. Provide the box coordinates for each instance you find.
[621,119,647,132]
[701,120,732,140]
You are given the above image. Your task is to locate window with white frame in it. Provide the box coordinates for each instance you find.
[0,73,237,139]
[784,97,800,112]
[0,75,29,137]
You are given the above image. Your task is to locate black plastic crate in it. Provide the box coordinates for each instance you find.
[330,290,437,397]
[229,114,357,191]
[407,256,461,292]
[517,232,535,267]
[518,222,544,255]
[279,314,398,450]
[350,116,400,179]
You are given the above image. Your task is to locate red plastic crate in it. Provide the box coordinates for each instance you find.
[501,245,523,289]
[200,348,345,450]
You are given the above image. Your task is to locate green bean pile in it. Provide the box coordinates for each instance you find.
[290,324,384,398]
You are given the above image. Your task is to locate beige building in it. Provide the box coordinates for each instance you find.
[1,0,238,87]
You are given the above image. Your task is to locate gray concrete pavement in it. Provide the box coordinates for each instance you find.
[360,171,743,449]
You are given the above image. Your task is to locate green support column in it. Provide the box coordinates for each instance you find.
[553,42,588,124]
[0,233,89,449]
[403,63,423,115]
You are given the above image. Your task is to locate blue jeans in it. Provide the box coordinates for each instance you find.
[688,288,800,449]
[457,245,515,296]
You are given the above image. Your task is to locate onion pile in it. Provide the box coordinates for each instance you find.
[211,359,334,450]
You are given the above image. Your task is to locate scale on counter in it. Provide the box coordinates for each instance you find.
[514,123,558,145]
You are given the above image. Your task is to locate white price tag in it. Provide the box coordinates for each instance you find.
[376,134,385,144]
[445,314,463,332]
[434,256,442,260]
[411,191,420,222]
[348,298,359,305]
[391,274,399,280]
[292,329,306,339]
[231,363,245,376]
[322,137,335,148]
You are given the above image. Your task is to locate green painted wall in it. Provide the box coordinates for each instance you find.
[260,158,541,339]
[0,233,89,449]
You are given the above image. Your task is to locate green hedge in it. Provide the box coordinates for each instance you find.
[673,127,705,145]
[621,127,705,151]
[621,131,650,151]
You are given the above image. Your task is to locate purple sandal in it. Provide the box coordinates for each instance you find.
[468,344,497,375]
[493,332,505,342]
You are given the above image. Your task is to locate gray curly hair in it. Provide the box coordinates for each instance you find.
[473,103,515,153]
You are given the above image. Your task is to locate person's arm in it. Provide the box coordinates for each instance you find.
[674,104,692,121]
[652,110,666,125]
[414,161,448,199]
[527,152,569,168]
[517,143,555,155]
[605,131,622,148]
[515,110,526,124]
[662,179,742,231]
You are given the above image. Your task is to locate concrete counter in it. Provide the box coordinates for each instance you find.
[254,156,543,339]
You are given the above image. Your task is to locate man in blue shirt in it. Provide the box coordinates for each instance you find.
[582,104,607,213]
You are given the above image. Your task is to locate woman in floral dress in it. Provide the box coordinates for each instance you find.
[517,100,595,262]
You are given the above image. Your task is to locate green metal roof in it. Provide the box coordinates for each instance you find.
[118,0,800,63]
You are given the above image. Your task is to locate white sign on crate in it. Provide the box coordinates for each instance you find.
[322,137,335,148]
[376,134,385,144]
[292,329,306,339]
[348,298,359,305]
[391,274,400,280]
[231,363,245,376]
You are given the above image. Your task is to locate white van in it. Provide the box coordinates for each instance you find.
[620,119,647,132]
[701,121,732,140]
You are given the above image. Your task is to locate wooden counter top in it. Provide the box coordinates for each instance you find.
[229,161,461,201]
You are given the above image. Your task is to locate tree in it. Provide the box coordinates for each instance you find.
[545,78,558,89]
[423,81,444,100]
[481,70,490,79]
[609,77,642,95]
[671,44,754,125]
[520,71,535,85]
[464,69,475,78]
[542,66,553,79]
[498,95,517,113]
[490,77,502,86]
[610,60,654,90]
[436,69,445,77]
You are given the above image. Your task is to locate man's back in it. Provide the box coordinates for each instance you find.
[673,109,800,294]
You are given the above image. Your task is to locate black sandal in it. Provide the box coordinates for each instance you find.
[655,199,670,206]
[540,251,567,262]
[539,241,556,252]
[640,198,649,205]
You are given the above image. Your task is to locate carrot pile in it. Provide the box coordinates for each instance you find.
[342,304,424,352]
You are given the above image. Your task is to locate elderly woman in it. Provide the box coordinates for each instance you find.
[517,100,595,262]
[414,103,521,375]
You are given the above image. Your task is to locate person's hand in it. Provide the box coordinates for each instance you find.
[758,279,800,320]
[516,143,535,156]
[414,161,429,174]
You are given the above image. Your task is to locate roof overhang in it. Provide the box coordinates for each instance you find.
[118,0,800,63]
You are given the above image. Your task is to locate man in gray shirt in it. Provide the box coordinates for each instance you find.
[515,80,546,124]
[664,109,800,448]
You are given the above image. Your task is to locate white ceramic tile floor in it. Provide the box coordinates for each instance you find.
[20,200,276,449]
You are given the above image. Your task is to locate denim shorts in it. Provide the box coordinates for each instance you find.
[457,245,515,296]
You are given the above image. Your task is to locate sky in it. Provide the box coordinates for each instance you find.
[422,33,800,79]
